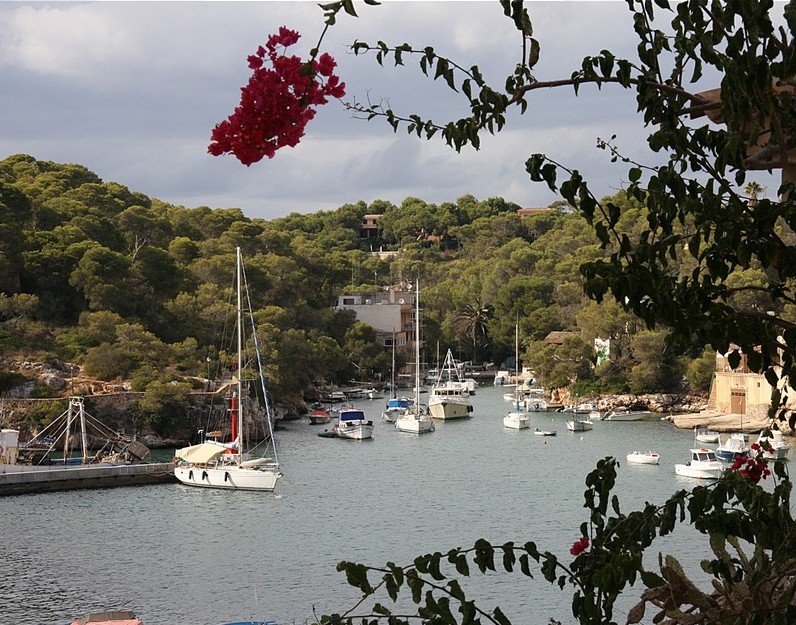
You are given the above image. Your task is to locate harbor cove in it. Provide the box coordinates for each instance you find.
[0,385,770,625]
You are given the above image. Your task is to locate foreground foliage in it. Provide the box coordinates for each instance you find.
[319,456,793,625]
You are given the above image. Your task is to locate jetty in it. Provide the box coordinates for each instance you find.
[0,461,176,496]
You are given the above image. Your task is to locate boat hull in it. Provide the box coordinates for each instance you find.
[395,415,435,434]
[335,423,374,440]
[566,419,593,432]
[174,464,282,491]
[626,452,660,465]
[428,399,472,420]
[674,463,722,479]
[603,411,649,421]
[503,413,530,429]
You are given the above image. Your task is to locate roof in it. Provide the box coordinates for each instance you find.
[543,331,577,345]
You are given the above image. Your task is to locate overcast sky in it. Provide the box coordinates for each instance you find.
[0,1,781,221]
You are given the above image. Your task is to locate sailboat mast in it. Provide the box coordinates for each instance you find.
[415,280,420,408]
[236,247,244,458]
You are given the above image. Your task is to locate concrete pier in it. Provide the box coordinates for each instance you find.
[0,462,176,496]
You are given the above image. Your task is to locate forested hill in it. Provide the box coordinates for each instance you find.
[0,154,714,433]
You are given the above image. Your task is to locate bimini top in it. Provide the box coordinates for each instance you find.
[175,442,229,464]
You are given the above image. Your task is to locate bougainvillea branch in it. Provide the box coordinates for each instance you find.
[208,26,346,165]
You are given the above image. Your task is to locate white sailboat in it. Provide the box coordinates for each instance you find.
[396,280,435,434]
[503,316,529,429]
[174,247,283,491]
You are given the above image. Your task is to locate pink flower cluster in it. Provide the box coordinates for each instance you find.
[570,535,590,556]
[731,443,771,483]
[208,27,346,165]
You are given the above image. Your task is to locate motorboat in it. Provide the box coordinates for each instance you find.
[674,448,724,479]
[493,370,512,386]
[365,388,385,400]
[626,450,660,465]
[394,281,435,435]
[602,408,650,421]
[382,397,411,423]
[335,407,374,440]
[715,433,750,462]
[533,428,557,436]
[70,611,144,625]
[308,407,331,425]
[503,408,530,429]
[428,349,473,420]
[566,418,593,432]
[694,427,720,444]
[756,429,791,460]
[524,393,549,412]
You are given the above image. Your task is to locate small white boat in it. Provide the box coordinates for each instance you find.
[756,429,791,460]
[493,370,512,386]
[524,397,548,412]
[533,428,557,436]
[334,407,374,440]
[715,433,749,462]
[382,397,411,422]
[603,408,650,421]
[694,427,720,444]
[566,418,593,432]
[626,450,660,465]
[674,448,724,479]
[503,410,530,429]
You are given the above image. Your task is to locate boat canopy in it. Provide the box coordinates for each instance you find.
[175,442,228,464]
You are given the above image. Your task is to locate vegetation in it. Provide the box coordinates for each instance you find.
[0,152,708,429]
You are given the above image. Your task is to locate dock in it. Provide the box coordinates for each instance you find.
[0,462,177,496]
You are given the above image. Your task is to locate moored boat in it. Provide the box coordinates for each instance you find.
[174,248,282,492]
[308,407,331,425]
[694,427,720,444]
[674,447,723,479]
[756,429,791,460]
[503,409,530,429]
[428,349,473,420]
[715,432,750,462]
[533,428,557,436]
[395,280,435,435]
[335,407,374,440]
[70,611,144,625]
[626,450,660,465]
[382,397,411,422]
[566,418,593,432]
[602,408,650,421]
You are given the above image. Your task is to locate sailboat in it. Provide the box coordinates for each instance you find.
[395,280,435,434]
[503,317,529,429]
[174,247,283,491]
[382,329,410,423]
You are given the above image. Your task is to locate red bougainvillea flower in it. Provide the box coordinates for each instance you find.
[208,26,346,166]
[730,444,771,484]
[570,536,590,556]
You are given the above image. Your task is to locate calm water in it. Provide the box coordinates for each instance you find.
[2,386,728,625]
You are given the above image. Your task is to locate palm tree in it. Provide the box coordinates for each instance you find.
[744,181,766,207]
[451,300,494,364]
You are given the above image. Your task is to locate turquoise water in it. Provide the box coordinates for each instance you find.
[2,386,731,625]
